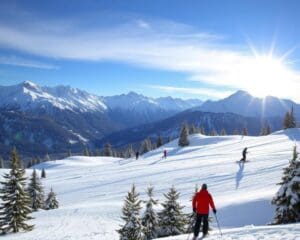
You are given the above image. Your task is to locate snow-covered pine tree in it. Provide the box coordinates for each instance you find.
[126,145,135,158]
[45,188,59,210]
[28,169,45,211]
[156,135,163,148]
[103,142,113,156]
[41,168,46,178]
[158,186,187,237]
[178,123,189,147]
[272,146,300,224]
[142,186,159,240]
[67,149,72,157]
[140,139,152,154]
[190,124,197,135]
[0,148,33,233]
[118,184,143,240]
[200,127,206,135]
[209,128,218,136]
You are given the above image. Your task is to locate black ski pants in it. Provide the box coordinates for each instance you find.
[193,213,209,237]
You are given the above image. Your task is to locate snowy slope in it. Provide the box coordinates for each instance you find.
[1,129,300,239]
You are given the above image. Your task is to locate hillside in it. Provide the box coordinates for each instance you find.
[1,128,299,239]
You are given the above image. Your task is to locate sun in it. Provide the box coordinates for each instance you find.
[233,53,299,98]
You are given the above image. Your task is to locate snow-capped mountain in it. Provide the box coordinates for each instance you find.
[0,81,107,112]
[199,90,300,119]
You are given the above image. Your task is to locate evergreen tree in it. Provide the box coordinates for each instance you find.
[45,188,59,210]
[156,135,163,148]
[118,184,143,240]
[103,142,113,156]
[140,139,152,154]
[233,129,240,135]
[83,147,90,156]
[158,186,187,237]
[266,125,272,135]
[200,126,206,135]
[190,124,197,135]
[41,168,46,178]
[0,156,4,168]
[242,127,248,136]
[283,106,297,129]
[142,186,159,240]
[126,145,135,158]
[209,129,217,136]
[45,153,51,162]
[187,184,198,233]
[28,169,45,211]
[220,128,227,136]
[67,149,72,157]
[178,123,189,147]
[0,148,33,233]
[272,146,300,224]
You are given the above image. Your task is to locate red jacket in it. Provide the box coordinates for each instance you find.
[192,189,216,214]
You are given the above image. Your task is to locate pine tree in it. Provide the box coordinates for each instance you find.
[0,156,4,168]
[41,168,46,178]
[220,128,227,136]
[118,184,143,240]
[200,127,206,135]
[67,149,72,157]
[283,107,297,129]
[83,147,90,156]
[266,125,272,135]
[158,186,187,237]
[28,169,45,211]
[156,135,163,148]
[0,148,33,233]
[187,184,198,233]
[126,145,135,158]
[242,127,248,136]
[140,139,152,154]
[142,186,159,240]
[45,188,59,210]
[272,146,300,224]
[103,142,113,156]
[178,123,189,147]
[209,128,217,136]
[190,124,197,135]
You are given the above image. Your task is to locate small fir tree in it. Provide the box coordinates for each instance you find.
[83,147,90,156]
[187,184,199,233]
[209,128,217,136]
[156,135,163,148]
[272,146,300,224]
[126,145,135,158]
[140,139,152,154]
[158,186,187,237]
[242,127,248,136]
[0,156,4,168]
[178,123,189,147]
[220,128,227,136]
[283,106,297,129]
[41,168,46,178]
[28,169,45,211]
[142,186,159,240]
[0,148,33,233]
[103,142,113,156]
[118,184,143,240]
[45,188,59,210]
[190,124,197,135]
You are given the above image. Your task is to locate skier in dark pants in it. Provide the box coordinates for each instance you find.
[135,151,139,160]
[241,147,248,162]
[192,184,216,239]
[163,149,167,159]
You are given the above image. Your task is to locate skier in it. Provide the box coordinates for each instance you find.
[241,147,248,162]
[135,151,139,160]
[163,149,167,159]
[192,183,216,239]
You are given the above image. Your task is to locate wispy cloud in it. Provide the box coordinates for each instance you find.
[0,14,299,100]
[0,55,58,69]
[149,85,233,99]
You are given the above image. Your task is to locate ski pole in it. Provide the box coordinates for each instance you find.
[214,213,223,236]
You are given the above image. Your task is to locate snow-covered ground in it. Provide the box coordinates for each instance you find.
[1,129,300,239]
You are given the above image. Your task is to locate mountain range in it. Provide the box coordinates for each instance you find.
[0,81,299,158]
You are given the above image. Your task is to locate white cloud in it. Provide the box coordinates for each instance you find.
[0,16,299,101]
[149,85,233,99]
[0,55,58,69]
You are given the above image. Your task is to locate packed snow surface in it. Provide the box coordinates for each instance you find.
[1,129,300,239]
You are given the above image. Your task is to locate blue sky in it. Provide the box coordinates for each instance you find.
[0,0,300,100]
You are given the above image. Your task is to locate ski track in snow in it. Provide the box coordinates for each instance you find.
[1,129,300,239]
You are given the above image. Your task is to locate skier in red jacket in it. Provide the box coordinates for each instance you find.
[192,183,216,239]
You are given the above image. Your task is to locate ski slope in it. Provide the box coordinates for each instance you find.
[1,129,300,239]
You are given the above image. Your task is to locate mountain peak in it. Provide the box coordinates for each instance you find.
[22,80,38,88]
